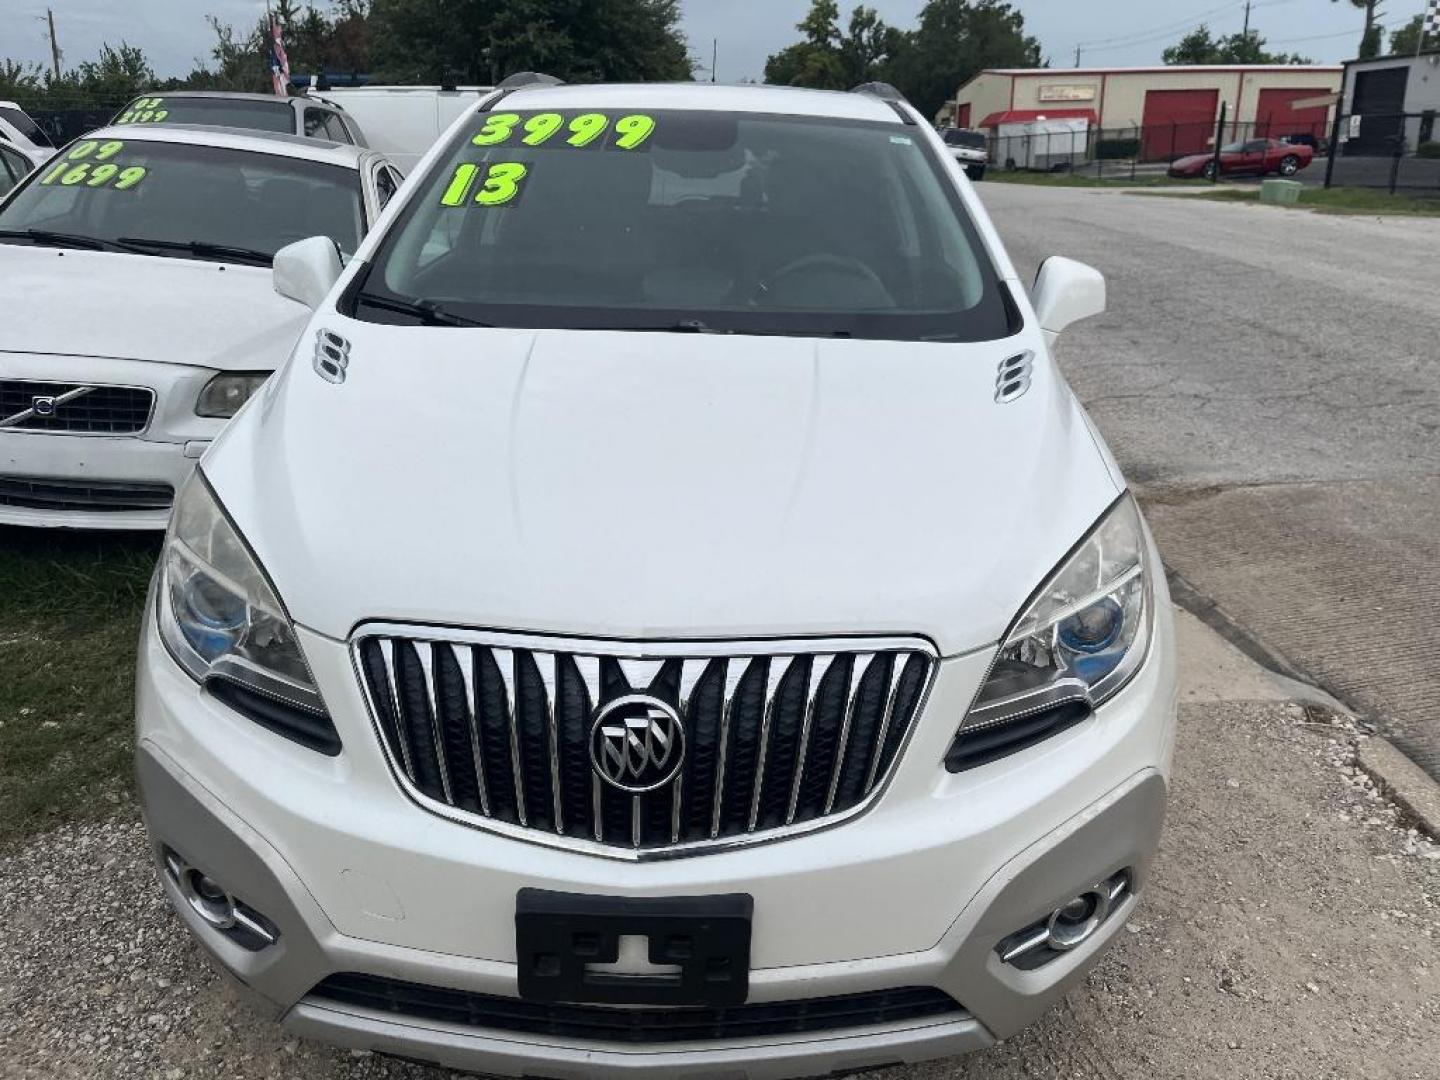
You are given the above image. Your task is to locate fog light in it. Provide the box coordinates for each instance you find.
[159,846,279,951]
[181,868,238,929]
[1045,887,1110,951]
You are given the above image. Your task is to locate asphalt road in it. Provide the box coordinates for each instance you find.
[978,182,1440,778]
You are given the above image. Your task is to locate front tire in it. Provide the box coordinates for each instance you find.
[966,163,986,182]
[1278,155,1299,177]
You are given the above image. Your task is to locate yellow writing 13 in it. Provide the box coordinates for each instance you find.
[439,162,529,207]
[471,113,656,150]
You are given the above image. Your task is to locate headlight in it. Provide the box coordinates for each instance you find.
[196,373,269,418]
[950,495,1151,768]
[158,474,336,750]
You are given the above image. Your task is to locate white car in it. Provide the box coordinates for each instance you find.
[135,78,1176,1078]
[111,91,370,149]
[941,127,989,181]
[0,124,404,528]
[0,137,35,198]
[0,101,56,166]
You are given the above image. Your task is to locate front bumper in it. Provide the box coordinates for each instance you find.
[135,590,1177,1077]
[0,354,223,529]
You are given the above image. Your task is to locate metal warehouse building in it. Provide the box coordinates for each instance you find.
[942,65,1342,161]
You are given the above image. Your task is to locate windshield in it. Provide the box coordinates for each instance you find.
[0,137,364,262]
[114,95,294,135]
[0,106,52,147]
[943,129,986,149]
[354,108,1013,342]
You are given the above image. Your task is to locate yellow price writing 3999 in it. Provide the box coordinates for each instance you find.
[470,112,656,151]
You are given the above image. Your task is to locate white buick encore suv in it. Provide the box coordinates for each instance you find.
[135,76,1177,1078]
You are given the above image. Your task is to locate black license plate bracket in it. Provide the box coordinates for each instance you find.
[515,889,753,1006]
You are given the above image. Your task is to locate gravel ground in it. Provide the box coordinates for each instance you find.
[1,698,1437,1080]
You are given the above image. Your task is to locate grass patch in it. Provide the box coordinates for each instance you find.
[984,170,1198,188]
[0,527,158,849]
[1130,185,1440,217]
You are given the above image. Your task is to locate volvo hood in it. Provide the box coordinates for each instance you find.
[207,321,1124,657]
[0,245,308,372]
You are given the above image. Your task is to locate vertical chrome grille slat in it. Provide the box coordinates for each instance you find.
[491,647,526,827]
[786,654,836,825]
[826,652,873,814]
[377,639,414,779]
[748,657,795,834]
[451,643,489,816]
[415,643,453,805]
[541,654,564,835]
[357,633,934,855]
[864,654,911,795]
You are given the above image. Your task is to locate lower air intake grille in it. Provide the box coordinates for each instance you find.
[310,973,964,1043]
[0,475,173,513]
[354,629,935,855]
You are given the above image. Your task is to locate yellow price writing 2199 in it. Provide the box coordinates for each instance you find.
[470,113,656,151]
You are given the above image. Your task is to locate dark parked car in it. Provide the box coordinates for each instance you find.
[1169,138,1314,180]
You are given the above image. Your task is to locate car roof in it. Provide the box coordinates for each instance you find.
[125,90,298,105]
[81,123,369,168]
[497,82,903,124]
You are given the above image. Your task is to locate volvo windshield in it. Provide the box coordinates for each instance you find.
[353,109,1014,342]
[0,138,364,263]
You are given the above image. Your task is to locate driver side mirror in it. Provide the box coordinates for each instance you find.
[273,236,343,310]
[1032,256,1106,338]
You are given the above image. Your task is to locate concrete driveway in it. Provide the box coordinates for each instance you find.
[978,182,1440,781]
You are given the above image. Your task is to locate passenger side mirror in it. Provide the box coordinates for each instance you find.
[1032,256,1106,337]
[273,236,343,310]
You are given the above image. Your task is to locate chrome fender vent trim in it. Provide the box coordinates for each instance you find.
[314,330,351,384]
[994,352,1034,404]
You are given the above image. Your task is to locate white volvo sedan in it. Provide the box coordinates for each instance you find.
[0,124,404,528]
[135,78,1177,1078]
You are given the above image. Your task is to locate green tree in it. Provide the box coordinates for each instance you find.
[1334,0,1383,58]
[1162,25,1311,65]
[1388,14,1435,55]
[367,0,691,85]
[880,0,1041,122]
[764,2,900,90]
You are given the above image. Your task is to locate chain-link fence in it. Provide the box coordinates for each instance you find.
[1325,111,1440,194]
[984,117,1332,183]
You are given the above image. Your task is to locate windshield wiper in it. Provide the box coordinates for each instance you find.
[352,292,492,327]
[610,320,853,339]
[0,228,118,252]
[115,237,273,266]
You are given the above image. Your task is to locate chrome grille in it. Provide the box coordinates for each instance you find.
[354,628,936,857]
[0,475,173,513]
[0,380,154,434]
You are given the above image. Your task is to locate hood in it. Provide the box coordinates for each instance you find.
[207,321,1123,656]
[0,245,308,371]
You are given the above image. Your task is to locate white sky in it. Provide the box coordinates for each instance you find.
[0,1,1403,82]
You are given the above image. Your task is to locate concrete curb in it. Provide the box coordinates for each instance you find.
[1356,737,1440,841]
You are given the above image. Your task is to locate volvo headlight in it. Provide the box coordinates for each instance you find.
[952,495,1152,767]
[158,475,333,742]
[196,373,269,418]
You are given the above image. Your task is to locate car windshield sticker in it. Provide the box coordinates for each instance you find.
[37,140,147,191]
[116,98,168,124]
[470,112,656,151]
[438,161,529,208]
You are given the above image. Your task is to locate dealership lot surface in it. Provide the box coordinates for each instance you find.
[2,188,1439,1078]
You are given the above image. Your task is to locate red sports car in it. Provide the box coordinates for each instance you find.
[1168,138,1314,179]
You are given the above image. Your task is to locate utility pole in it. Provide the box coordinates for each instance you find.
[45,7,62,79]
[1242,0,1252,37]
[712,38,717,84]
[1074,45,1081,67]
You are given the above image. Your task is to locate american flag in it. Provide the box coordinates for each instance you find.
[268,14,290,97]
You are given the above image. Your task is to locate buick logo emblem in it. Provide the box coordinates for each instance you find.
[589,694,686,794]
[31,396,57,417]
